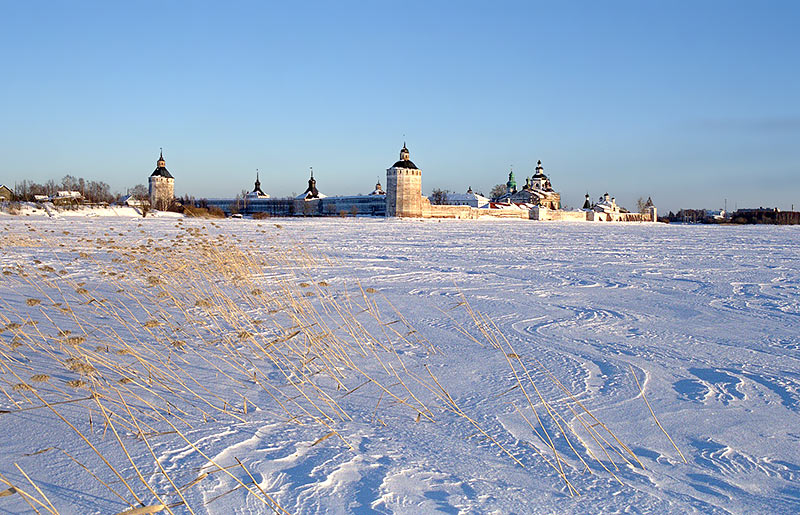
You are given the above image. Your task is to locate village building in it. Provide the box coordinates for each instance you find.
[118,194,147,208]
[149,149,175,210]
[0,185,14,201]
[52,190,83,207]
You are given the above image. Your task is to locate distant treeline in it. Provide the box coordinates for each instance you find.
[11,176,154,204]
[14,176,119,204]
[664,209,800,225]
[731,210,800,225]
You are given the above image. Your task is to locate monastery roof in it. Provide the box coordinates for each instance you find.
[445,192,490,202]
[246,191,270,199]
[295,191,328,200]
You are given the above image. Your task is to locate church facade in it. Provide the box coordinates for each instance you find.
[495,161,560,209]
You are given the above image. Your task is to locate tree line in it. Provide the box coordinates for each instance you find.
[13,176,148,204]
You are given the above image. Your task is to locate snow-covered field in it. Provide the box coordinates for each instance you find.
[1,215,799,514]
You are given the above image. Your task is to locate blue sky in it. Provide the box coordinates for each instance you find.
[1,1,798,212]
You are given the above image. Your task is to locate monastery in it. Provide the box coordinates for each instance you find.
[161,145,657,222]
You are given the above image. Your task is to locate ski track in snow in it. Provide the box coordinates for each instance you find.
[1,216,799,513]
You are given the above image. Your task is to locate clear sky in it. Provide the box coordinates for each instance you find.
[1,1,798,213]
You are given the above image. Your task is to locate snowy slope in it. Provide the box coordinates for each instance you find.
[0,217,798,514]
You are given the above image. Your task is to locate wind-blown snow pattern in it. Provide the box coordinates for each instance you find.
[1,216,799,514]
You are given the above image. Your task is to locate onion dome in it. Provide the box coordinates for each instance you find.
[506,169,517,191]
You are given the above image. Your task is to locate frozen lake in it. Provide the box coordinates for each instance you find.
[1,216,799,513]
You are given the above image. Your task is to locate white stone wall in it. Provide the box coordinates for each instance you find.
[149,176,174,211]
[386,167,423,217]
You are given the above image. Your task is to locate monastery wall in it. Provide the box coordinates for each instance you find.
[425,202,528,220]
[476,208,529,219]
[532,207,588,221]
[586,209,656,222]
[426,204,474,219]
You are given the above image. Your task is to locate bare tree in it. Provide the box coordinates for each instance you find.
[430,188,449,205]
[45,179,58,197]
[489,184,507,200]
[637,197,652,214]
[60,175,79,192]
[129,184,149,200]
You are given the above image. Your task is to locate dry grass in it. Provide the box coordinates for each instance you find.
[0,220,683,511]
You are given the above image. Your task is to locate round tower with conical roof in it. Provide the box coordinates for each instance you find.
[386,143,423,217]
[149,149,174,210]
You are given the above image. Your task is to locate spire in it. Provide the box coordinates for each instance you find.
[251,169,267,196]
[151,148,172,178]
[302,167,319,199]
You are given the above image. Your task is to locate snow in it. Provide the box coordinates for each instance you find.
[1,203,183,219]
[1,217,799,514]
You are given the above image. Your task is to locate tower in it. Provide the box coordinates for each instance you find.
[506,169,517,194]
[386,143,422,217]
[532,160,548,190]
[149,149,174,210]
[247,170,269,198]
[300,168,320,199]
